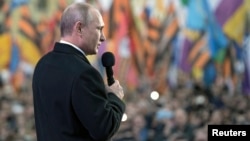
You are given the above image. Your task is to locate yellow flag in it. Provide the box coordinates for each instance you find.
[223,2,246,45]
[0,33,11,69]
[17,35,41,66]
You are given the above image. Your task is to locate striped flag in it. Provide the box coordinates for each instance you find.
[214,0,247,45]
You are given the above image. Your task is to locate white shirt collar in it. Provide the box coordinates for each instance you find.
[60,40,85,56]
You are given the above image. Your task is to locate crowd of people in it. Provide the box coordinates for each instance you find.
[0,72,36,141]
[0,68,249,141]
[113,73,250,141]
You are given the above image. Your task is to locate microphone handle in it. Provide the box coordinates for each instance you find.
[108,76,115,86]
[106,67,115,86]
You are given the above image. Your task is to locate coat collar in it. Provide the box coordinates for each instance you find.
[53,42,90,64]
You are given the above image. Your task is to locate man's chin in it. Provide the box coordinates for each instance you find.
[95,48,99,54]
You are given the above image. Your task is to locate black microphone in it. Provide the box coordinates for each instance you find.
[101,52,115,86]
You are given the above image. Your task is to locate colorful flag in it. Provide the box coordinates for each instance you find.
[186,0,207,30]
[214,0,246,45]
[204,0,229,59]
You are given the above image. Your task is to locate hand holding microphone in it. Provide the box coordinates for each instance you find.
[107,80,124,99]
[102,52,124,99]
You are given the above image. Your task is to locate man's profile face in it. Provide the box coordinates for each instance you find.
[82,9,105,55]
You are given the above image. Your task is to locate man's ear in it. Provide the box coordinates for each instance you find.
[75,21,82,34]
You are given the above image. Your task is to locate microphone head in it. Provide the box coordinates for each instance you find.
[101,52,115,67]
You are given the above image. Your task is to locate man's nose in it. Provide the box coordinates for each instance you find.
[100,32,106,42]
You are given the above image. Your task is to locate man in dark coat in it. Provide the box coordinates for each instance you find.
[32,2,125,141]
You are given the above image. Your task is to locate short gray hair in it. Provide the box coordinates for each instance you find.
[60,2,94,37]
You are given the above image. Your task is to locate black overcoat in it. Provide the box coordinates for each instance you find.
[32,43,125,141]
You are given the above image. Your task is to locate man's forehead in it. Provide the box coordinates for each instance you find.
[91,9,104,25]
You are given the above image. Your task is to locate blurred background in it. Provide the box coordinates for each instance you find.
[0,0,250,140]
